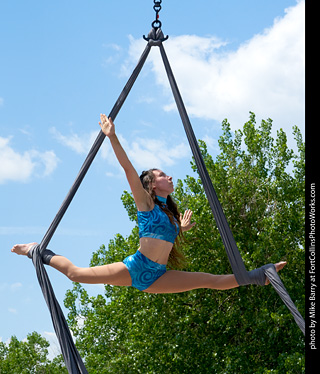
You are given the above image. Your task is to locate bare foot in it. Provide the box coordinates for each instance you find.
[265,261,287,285]
[11,242,37,257]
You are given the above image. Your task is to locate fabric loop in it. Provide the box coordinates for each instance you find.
[29,244,88,373]
[27,244,56,265]
[237,264,273,286]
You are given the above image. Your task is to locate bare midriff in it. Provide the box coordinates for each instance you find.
[138,237,173,265]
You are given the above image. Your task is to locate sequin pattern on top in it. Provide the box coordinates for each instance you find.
[137,204,179,244]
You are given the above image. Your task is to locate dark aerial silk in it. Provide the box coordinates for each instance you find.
[30,27,305,373]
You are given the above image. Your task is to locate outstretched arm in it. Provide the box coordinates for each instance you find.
[99,114,152,211]
[99,114,131,171]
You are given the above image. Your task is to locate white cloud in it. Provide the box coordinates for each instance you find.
[102,43,124,66]
[0,282,23,292]
[0,226,47,235]
[10,282,22,291]
[29,149,58,177]
[202,135,220,153]
[0,137,59,184]
[125,1,305,147]
[0,225,103,237]
[38,2,305,181]
[42,331,62,360]
[126,137,190,170]
[50,127,100,154]
[50,127,113,160]
[103,134,190,173]
[51,128,190,173]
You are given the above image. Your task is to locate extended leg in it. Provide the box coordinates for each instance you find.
[49,256,132,286]
[11,242,132,287]
[144,261,287,294]
[144,270,239,294]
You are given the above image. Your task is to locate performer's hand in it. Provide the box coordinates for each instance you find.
[180,210,196,232]
[99,114,115,138]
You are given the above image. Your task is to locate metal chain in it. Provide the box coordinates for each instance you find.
[143,0,168,42]
[152,0,162,29]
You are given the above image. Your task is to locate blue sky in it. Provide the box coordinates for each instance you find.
[1,0,304,355]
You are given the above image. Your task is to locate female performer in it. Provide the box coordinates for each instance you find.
[11,114,286,293]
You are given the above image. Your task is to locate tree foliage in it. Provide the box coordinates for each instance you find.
[64,113,305,373]
[0,332,67,374]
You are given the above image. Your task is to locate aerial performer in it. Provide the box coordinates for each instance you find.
[11,114,286,293]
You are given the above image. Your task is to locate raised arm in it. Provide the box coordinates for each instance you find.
[99,114,152,211]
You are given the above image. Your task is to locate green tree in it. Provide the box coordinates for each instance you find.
[0,332,68,374]
[64,113,305,373]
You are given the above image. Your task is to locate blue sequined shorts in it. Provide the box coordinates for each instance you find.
[123,250,167,291]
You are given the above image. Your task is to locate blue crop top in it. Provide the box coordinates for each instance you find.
[137,196,179,244]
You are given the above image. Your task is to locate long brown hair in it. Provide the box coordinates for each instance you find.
[139,169,187,269]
